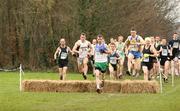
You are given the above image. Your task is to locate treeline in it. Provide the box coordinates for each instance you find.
[0,0,178,71]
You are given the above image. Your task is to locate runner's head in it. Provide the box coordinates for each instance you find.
[155,36,160,42]
[110,38,114,43]
[150,36,155,43]
[161,39,167,45]
[130,29,137,37]
[117,35,124,42]
[110,42,116,51]
[145,37,151,46]
[80,33,86,42]
[59,38,66,46]
[92,39,97,45]
[97,34,103,44]
[173,32,178,40]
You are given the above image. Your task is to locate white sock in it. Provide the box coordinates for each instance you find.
[84,71,87,75]
[132,69,136,75]
[97,84,100,89]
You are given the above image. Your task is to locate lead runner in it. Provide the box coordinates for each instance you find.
[94,34,111,93]
[72,33,92,80]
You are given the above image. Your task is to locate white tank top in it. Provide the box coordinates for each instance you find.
[79,40,89,58]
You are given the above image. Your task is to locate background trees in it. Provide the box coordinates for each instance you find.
[0,0,178,71]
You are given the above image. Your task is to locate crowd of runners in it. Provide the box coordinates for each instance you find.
[54,29,180,93]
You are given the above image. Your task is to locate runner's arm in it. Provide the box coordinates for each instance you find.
[88,42,93,55]
[124,38,130,47]
[168,46,173,56]
[139,36,145,45]
[156,46,164,57]
[54,47,60,60]
[124,38,130,56]
[103,45,112,54]
[150,45,158,57]
[67,47,73,54]
[72,41,80,53]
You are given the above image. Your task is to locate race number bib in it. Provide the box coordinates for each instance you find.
[162,49,168,56]
[173,42,179,48]
[79,51,88,58]
[79,46,88,58]
[81,47,88,51]
[95,52,102,60]
[95,52,107,62]
[143,57,149,62]
[110,57,117,64]
[130,40,138,51]
[143,54,149,62]
[60,52,68,59]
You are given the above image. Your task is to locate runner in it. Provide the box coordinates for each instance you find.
[158,39,172,83]
[155,36,161,49]
[141,37,157,80]
[94,34,110,93]
[72,33,92,80]
[54,38,72,80]
[124,29,145,77]
[108,42,119,80]
[169,32,179,76]
[116,35,125,79]
[150,36,160,79]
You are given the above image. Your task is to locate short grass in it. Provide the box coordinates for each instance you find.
[0,71,180,111]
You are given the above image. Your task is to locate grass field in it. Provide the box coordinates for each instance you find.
[0,71,180,111]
